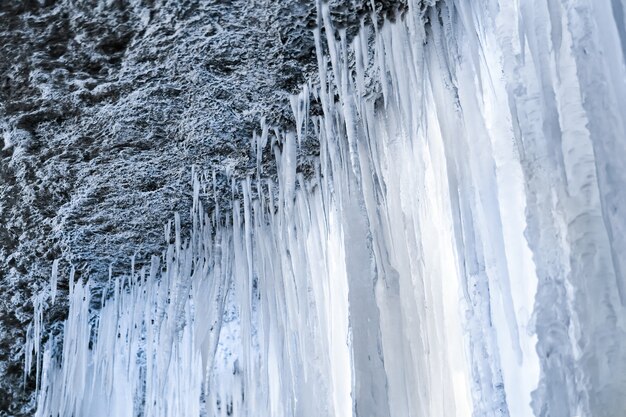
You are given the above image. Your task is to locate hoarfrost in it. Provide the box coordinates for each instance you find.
[25,1,626,416]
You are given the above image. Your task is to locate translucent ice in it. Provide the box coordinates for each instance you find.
[27,1,626,416]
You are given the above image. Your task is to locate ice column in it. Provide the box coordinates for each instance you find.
[27,1,626,416]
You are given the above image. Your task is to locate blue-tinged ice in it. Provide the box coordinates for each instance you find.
[25,1,626,416]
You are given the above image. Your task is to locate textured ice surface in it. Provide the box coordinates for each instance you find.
[25,0,626,416]
[0,1,403,413]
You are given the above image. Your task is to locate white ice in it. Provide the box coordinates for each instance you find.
[25,1,626,416]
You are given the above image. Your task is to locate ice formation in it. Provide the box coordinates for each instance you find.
[25,0,626,416]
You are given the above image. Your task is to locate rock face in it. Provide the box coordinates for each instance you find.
[0,0,405,414]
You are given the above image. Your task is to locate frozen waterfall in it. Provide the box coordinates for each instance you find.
[25,0,626,416]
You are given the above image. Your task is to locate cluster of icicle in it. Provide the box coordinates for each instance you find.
[25,0,626,416]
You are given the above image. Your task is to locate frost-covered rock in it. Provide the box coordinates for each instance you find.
[6,0,626,416]
[0,0,404,414]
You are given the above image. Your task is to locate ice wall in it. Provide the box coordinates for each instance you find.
[26,0,626,416]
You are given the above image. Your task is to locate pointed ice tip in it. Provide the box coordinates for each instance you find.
[50,259,59,305]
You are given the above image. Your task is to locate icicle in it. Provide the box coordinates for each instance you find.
[290,83,310,147]
[50,259,59,305]
[30,2,626,417]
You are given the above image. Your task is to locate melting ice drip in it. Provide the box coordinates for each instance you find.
[25,1,626,416]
